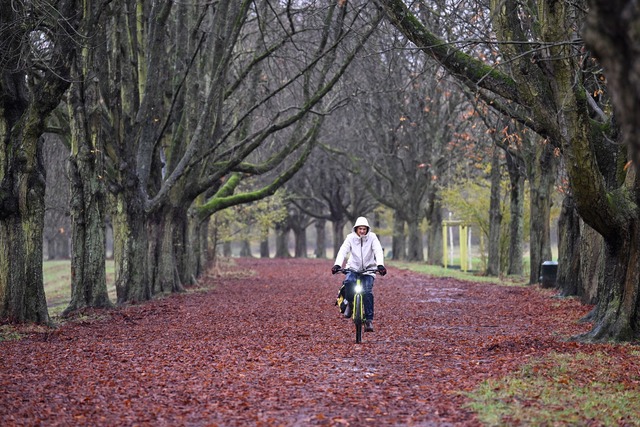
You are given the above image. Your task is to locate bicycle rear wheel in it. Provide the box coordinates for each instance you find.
[354,293,363,343]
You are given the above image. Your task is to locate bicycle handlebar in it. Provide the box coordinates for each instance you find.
[339,268,379,275]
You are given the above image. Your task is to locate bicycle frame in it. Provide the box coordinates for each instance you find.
[339,268,377,343]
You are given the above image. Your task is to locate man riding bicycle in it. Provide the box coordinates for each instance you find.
[332,216,387,332]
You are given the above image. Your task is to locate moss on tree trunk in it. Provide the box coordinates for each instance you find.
[0,0,76,324]
[1,110,52,324]
[150,206,188,294]
[112,190,150,304]
[64,71,112,316]
[582,223,640,341]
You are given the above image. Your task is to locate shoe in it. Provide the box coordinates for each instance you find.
[365,321,374,332]
[344,305,351,318]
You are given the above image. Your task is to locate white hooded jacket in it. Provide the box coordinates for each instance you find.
[334,217,384,275]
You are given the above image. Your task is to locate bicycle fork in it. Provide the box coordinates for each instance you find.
[353,277,365,343]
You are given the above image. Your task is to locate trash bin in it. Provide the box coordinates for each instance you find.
[540,261,558,288]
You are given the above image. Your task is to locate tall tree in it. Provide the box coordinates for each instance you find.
[61,0,381,307]
[581,0,640,340]
[0,0,79,323]
[375,0,635,341]
[64,0,112,314]
[505,148,525,276]
[288,205,312,258]
[486,147,503,276]
[528,141,557,284]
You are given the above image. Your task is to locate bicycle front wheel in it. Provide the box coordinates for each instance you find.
[354,293,363,343]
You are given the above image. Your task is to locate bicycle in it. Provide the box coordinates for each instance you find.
[336,268,378,343]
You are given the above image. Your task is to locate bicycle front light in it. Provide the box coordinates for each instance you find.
[354,283,363,293]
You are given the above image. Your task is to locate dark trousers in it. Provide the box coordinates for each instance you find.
[343,272,375,321]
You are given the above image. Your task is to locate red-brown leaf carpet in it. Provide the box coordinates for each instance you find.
[0,258,602,426]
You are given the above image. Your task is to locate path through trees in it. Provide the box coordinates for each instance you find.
[0,259,624,425]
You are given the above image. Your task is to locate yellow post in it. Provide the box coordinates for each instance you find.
[442,223,448,269]
[460,225,467,272]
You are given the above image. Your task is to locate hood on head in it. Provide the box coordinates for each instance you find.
[352,216,371,234]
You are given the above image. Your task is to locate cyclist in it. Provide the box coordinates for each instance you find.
[331,216,387,332]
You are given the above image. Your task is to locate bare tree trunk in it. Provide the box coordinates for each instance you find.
[392,215,406,261]
[0,0,77,324]
[275,223,291,258]
[578,223,603,305]
[240,239,253,257]
[65,149,111,314]
[173,210,192,287]
[64,68,112,315]
[149,207,188,294]
[60,235,71,259]
[260,237,270,258]
[586,224,640,341]
[146,211,162,293]
[556,197,604,304]
[293,228,307,258]
[111,190,151,304]
[47,234,70,260]
[486,149,502,276]
[426,191,443,265]
[556,195,581,293]
[332,220,347,258]
[46,238,56,260]
[223,241,232,257]
[201,220,213,271]
[315,219,327,259]
[506,155,524,275]
[0,134,49,324]
[529,143,557,284]
[186,216,204,280]
[43,135,71,262]
[406,218,424,262]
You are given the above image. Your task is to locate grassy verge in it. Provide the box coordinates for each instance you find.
[44,259,116,317]
[465,351,640,426]
[388,260,529,286]
[0,260,116,341]
[390,261,640,425]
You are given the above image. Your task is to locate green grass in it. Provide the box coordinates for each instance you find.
[381,260,640,426]
[44,259,116,316]
[389,260,529,286]
[464,352,640,426]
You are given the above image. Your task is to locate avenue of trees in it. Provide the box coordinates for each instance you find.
[2,0,640,342]
[373,0,639,342]
[1,0,380,323]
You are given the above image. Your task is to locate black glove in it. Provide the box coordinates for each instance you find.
[332,265,341,274]
[377,265,387,276]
